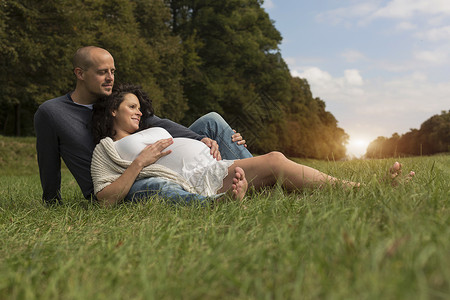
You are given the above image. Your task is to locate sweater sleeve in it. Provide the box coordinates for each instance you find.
[34,106,63,204]
[145,115,205,141]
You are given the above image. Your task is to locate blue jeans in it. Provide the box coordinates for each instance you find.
[124,112,253,204]
[189,112,253,160]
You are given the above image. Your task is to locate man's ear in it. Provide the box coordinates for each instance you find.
[74,67,84,80]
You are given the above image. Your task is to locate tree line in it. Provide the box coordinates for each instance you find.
[1,0,348,159]
[366,110,450,158]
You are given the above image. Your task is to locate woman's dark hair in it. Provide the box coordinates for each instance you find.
[92,83,154,144]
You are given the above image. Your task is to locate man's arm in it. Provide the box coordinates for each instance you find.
[145,115,205,140]
[34,108,63,204]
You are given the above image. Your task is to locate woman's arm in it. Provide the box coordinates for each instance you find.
[96,138,173,207]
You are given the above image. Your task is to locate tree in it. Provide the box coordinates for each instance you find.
[1,0,350,161]
[281,77,348,159]
[168,0,292,152]
[366,110,450,158]
[0,0,76,135]
[0,0,187,135]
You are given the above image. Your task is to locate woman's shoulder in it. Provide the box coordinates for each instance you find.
[95,137,114,149]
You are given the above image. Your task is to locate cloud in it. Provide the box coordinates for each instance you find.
[341,50,366,63]
[396,22,417,31]
[290,66,449,140]
[345,69,364,86]
[316,2,379,26]
[373,0,450,19]
[415,26,450,41]
[292,67,365,103]
[413,49,449,64]
[292,67,365,87]
[316,0,450,27]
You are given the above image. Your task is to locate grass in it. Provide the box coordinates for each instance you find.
[1,136,449,299]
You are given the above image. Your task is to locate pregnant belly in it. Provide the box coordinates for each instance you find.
[155,138,216,174]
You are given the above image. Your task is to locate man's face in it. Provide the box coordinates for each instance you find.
[83,50,115,97]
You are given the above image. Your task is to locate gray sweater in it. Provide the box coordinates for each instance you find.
[34,93,204,204]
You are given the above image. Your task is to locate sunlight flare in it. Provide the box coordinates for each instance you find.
[347,137,371,158]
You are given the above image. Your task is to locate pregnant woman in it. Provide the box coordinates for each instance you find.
[91,84,412,206]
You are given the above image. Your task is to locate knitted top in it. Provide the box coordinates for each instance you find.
[91,137,196,195]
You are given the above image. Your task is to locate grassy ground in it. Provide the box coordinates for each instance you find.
[1,136,449,299]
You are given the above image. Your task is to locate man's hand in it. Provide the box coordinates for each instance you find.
[201,137,221,161]
[232,130,247,148]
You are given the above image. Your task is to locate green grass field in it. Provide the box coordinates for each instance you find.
[1,136,449,299]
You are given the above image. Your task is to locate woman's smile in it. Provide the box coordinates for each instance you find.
[112,93,143,140]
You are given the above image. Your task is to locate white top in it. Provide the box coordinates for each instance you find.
[114,127,235,196]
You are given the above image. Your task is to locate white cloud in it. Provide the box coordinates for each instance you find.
[413,49,449,64]
[415,26,450,41]
[292,67,331,83]
[374,47,450,73]
[292,67,365,103]
[427,15,447,27]
[316,2,379,26]
[316,0,450,27]
[284,56,324,67]
[341,50,366,63]
[345,69,364,85]
[290,66,449,142]
[373,0,450,19]
[396,22,417,31]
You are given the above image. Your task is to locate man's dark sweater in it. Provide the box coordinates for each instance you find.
[34,93,204,204]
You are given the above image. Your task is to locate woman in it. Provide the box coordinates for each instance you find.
[91,84,412,206]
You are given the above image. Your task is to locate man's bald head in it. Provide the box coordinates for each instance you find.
[71,46,115,104]
[72,46,112,70]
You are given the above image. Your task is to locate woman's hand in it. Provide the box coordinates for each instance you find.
[135,138,173,168]
[232,130,247,147]
[96,138,173,207]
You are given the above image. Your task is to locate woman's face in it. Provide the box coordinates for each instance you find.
[112,93,142,138]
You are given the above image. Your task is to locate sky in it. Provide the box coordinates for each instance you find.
[262,0,450,157]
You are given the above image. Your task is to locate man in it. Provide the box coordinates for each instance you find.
[34,46,252,205]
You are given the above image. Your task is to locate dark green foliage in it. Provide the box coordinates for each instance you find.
[0,0,187,135]
[0,0,348,159]
[167,0,346,158]
[366,110,450,158]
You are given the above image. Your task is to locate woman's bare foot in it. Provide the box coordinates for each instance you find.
[389,161,415,186]
[215,167,248,204]
[231,167,248,201]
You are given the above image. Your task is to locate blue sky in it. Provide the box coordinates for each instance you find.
[263,0,450,157]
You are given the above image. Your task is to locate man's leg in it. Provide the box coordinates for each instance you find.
[189,112,253,160]
[125,177,218,205]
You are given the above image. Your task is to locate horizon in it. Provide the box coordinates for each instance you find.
[263,0,450,157]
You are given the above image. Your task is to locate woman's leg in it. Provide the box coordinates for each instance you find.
[220,152,358,192]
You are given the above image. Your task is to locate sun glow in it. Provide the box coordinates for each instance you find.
[347,137,371,158]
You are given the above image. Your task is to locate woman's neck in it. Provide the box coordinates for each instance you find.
[112,129,131,141]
